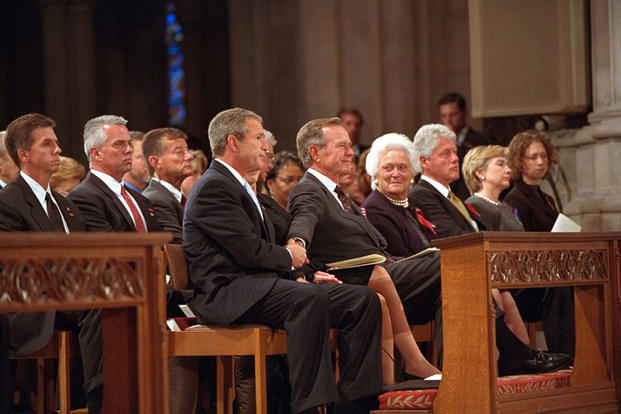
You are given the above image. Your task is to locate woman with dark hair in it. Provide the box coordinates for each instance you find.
[503,130,559,231]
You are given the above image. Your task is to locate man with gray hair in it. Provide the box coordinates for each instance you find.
[409,123,479,237]
[0,131,19,188]
[184,107,383,413]
[68,115,160,232]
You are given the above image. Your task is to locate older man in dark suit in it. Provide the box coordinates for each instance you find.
[409,122,575,365]
[68,115,160,233]
[141,127,194,244]
[0,113,103,413]
[184,108,383,413]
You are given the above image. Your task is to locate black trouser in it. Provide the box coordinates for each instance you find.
[235,279,383,413]
[511,287,575,357]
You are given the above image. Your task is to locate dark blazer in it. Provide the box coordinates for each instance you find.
[452,128,495,201]
[362,190,429,258]
[183,161,292,326]
[68,171,160,232]
[258,193,291,246]
[287,172,387,263]
[503,180,558,232]
[0,175,85,356]
[409,179,478,238]
[142,179,183,243]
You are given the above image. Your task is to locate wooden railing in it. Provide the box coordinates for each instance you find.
[0,232,171,414]
[432,232,621,413]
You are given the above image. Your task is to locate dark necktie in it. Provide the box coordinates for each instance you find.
[121,186,147,232]
[334,185,361,215]
[180,194,187,209]
[45,193,65,232]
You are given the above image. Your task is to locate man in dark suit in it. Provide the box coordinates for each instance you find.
[184,108,383,413]
[409,122,575,367]
[0,113,103,413]
[438,92,495,201]
[68,115,160,233]
[141,127,194,243]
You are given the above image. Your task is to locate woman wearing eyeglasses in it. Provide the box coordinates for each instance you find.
[503,130,559,232]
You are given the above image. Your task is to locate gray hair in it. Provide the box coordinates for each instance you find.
[83,115,128,162]
[412,123,456,159]
[264,130,277,148]
[208,108,262,157]
[366,133,419,190]
[296,117,341,168]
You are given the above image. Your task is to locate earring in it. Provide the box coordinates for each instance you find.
[480,176,485,180]
[410,178,414,185]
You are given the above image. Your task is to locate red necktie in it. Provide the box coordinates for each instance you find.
[334,185,361,216]
[121,186,147,232]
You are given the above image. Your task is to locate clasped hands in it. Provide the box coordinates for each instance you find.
[285,238,342,285]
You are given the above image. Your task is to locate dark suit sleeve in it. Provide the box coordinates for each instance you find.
[68,188,117,232]
[411,187,472,238]
[0,196,26,231]
[191,176,291,272]
[149,196,182,243]
[287,183,325,245]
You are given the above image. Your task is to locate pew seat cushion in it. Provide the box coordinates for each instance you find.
[378,368,573,410]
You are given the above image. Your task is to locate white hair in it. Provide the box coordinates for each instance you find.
[83,115,128,162]
[366,133,419,190]
[412,123,456,159]
[264,130,277,147]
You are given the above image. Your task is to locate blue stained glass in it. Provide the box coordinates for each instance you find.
[166,2,186,126]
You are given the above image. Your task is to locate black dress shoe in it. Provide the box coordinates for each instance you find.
[498,349,572,376]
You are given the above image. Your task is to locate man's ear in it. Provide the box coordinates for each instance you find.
[148,155,159,170]
[227,134,239,152]
[418,155,428,170]
[308,145,319,163]
[89,146,100,162]
[17,148,28,164]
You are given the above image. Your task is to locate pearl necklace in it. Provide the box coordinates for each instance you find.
[474,192,501,206]
[385,194,409,208]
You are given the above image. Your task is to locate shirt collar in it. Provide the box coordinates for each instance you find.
[307,168,338,192]
[20,170,51,205]
[152,177,182,202]
[214,159,247,187]
[421,175,451,198]
[91,169,123,195]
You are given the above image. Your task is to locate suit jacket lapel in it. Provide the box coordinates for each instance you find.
[211,162,272,241]
[419,180,475,231]
[306,173,385,249]
[15,176,53,231]
[85,172,136,231]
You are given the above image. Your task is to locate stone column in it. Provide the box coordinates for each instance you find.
[557,0,621,231]
[38,0,96,164]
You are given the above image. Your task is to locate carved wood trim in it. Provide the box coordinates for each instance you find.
[487,249,608,285]
[0,257,143,305]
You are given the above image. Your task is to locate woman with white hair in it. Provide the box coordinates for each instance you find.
[362,133,432,257]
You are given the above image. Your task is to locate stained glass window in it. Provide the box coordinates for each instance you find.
[166,2,186,125]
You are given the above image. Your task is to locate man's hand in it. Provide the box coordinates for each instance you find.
[312,271,343,284]
[285,240,308,269]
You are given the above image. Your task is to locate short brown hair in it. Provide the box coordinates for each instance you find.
[142,127,188,175]
[49,156,86,190]
[462,145,508,194]
[5,113,56,167]
[508,130,557,181]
